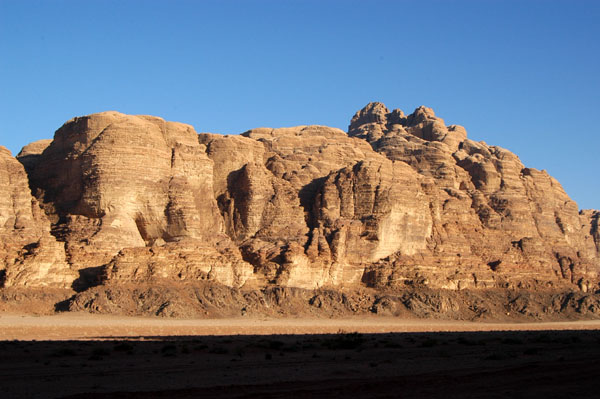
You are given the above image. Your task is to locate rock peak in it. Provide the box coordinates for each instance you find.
[406,105,437,126]
[414,105,435,117]
[349,102,391,131]
[348,102,455,145]
[361,101,390,115]
[349,102,443,133]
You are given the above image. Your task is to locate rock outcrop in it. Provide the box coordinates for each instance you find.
[1,103,598,318]
[0,147,75,288]
[348,103,599,292]
[19,112,253,289]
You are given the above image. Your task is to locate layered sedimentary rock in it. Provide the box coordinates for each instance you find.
[18,112,252,288]
[0,147,75,288]
[348,103,599,292]
[1,103,598,312]
[199,125,386,288]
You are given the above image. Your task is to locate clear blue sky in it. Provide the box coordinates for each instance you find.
[1,0,598,209]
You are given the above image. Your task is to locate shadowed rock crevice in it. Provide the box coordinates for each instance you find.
[298,176,327,230]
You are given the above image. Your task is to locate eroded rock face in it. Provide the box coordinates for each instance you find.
[0,147,76,288]
[103,240,253,288]
[199,125,385,288]
[304,159,433,288]
[20,112,252,288]
[349,102,599,292]
[581,210,600,257]
[5,104,599,298]
[16,139,52,174]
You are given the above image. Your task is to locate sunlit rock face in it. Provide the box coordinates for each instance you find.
[17,112,252,288]
[3,103,598,295]
[0,146,76,288]
[349,102,599,292]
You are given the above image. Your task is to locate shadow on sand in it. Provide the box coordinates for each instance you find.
[0,330,599,398]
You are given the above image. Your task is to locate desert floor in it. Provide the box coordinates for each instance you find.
[1,314,599,398]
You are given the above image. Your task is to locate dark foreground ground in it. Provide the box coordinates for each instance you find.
[1,329,599,398]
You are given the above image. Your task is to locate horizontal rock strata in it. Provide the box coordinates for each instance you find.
[0,103,598,318]
[0,146,76,288]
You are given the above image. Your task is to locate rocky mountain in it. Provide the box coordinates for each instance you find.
[1,103,598,318]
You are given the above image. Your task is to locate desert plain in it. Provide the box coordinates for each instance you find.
[0,314,598,398]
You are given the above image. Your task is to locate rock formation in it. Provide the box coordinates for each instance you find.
[1,103,598,318]
[348,103,599,293]
[16,112,253,289]
[0,146,75,288]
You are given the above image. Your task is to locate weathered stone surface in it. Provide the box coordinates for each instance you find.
[103,240,252,288]
[199,125,386,288]
[69,284,600,320]
[0,146,75,288]
[3,103,598,315]
[581,209,600,258]
[304,159,432,288]
[19,112,252,288]
[348,102,599,292]
[16,139,52,174]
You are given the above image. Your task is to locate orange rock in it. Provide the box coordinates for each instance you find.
[4,104,597,297]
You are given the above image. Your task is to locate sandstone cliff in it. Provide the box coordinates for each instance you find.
[1,103,598,318]
[17,112,253,289]
[348,103,599,293]
[0,146,75,288]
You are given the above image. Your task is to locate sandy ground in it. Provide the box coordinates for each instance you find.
[1,312,600,340]
[1,314,599,398]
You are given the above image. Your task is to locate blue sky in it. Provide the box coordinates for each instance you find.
[1,0,598,209]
